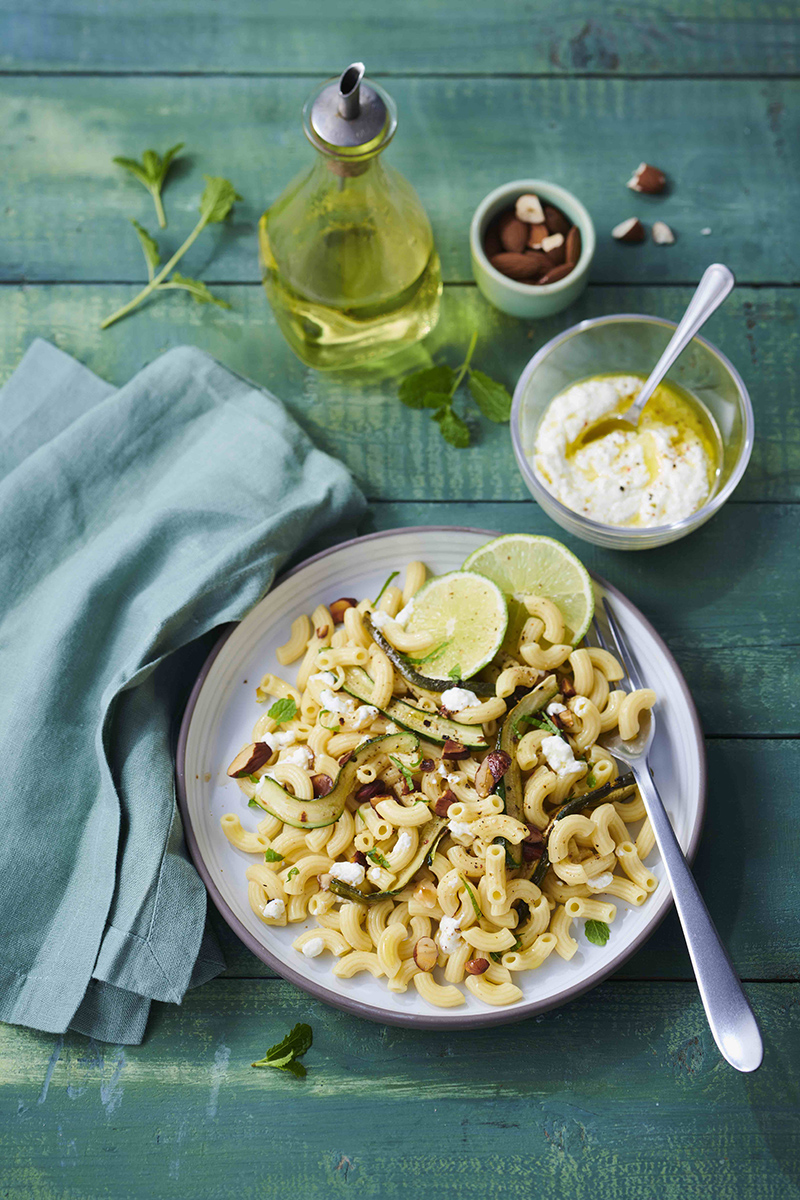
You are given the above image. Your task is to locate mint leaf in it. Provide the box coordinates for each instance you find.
[286,866,299,881]
[268,697,297,725]
[130,219,160,274]
[398,365,456,409]
[468,370,512,422]
[460,875,483,919]
[585,919,611,947]
[199,175,242,224]
[433,407,471,449]
[169,272,231,308]
[366,849,391,869]
[586,772,598,789]
[248,796,264,809]
[373,571,399,606]
[264,848,284,862]
[405,639,452,666]
[113,143,184,228]
[389,754,415,790]
[252,1022,312,1076]
[448,663,462,680]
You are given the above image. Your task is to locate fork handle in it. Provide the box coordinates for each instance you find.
[631,764,763,1073]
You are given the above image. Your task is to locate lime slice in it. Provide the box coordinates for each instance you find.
[462,534,594,646]
[401,570,508,682]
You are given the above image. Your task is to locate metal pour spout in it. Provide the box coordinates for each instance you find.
[338,62,365,120]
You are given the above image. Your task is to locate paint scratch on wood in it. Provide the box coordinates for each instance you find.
[206,1040,231,1118]
[37,1035,63,1105]
[100,1048,126,1115]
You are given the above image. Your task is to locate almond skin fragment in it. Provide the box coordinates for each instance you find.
[612,217,646,244]
[369,793,394,811]
[627,162,667,194]
[527,222,549,250]
[227,742,272,778]
[413,936,439,972]
[466,958,490,975]
[474,750,512,799]
[498,211,529,254]
[539,263,574,285]
[311,773,333,797]
[329,597,357,624]
[433,788,458,816]
[652,221,676,245]
[566,226,582,266]
[355,780,385,803]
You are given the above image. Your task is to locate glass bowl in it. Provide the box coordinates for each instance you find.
[510,314,754,550]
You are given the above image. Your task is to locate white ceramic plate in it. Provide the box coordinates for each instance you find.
[177,527,706,1028]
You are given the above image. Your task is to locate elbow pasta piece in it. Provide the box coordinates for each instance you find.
[520,641,573,671]
[283,854,332,894]
[551,905,579,961]
[591,803,629,855]
[471,815,529,844]
[453,696,508,725]
[495,665,546,698]
[377,923,407,978]
[365,898,395,945]
[340,902,372,952]
[460,925,516,953]
[618,689,657,740]
[316,645,369,669]
[374,798,432,827]
[617,842,659,892]
[402,561,427,602]
[568,696,602,753]
[276,615,313,666]
[567,649,594,697]
[484,843,507,909]
[523,765,558,828]
[256,673,302,706]
[343,605,372,649]
[516,728,548,770]
[587,647,624,681]
[413,973,465,1008]
[503,932,558,971]
[387,959,421,993]
[565,896,617,924]
[523,595,564,643]
[548,814,595,863]
[464,975,523,1006]
[220,814,271,855]
[442,939,472,984]
[588,669,610,712]
[333,952,385,979]
[635,817,656,861]
[248,881,287,925]
[377,586,403,616]
[368,644,395,709]
[598,688,626,732]
[603,876,647,906]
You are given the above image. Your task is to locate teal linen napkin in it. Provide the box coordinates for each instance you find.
[0,339,366,1045]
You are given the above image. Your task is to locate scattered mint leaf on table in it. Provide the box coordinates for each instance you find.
[101,174,241,331]
[397,331,512,448]
[268,696,297,725]
[585,919,611,947]
[252,1022,313,1077]
[113,143,184,228]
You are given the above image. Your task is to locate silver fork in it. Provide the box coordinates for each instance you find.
[592,596,763,1073]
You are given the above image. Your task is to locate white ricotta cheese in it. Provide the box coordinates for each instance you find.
[542,734,584,777]
[261,898,285,919]
[329,861,366,886]
[282,746,314,768]
[370,610,392,631]
[352,704,379,729]
[586,872,614,892]
[367,866,384,884]
[309,670,337,688]
[394,600,415,627]
[440,686,480,712]
[320,688,354,714]
[301,936,325,958]
[395,830,413,856]
[448,819,473,840]
[532,374,713,527]
[437,915,463,955]
[546,702,567,716]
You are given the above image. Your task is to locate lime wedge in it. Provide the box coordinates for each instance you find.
[462,534,594,646]
[401,570,508,682]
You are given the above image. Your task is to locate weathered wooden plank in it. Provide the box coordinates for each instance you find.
[1,284,797,503]
[206,738,800,980]
[1,980,797,1200]
[1,0,798,76]
[1,76,797,284]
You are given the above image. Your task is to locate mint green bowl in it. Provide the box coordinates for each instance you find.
[470,179,595,319]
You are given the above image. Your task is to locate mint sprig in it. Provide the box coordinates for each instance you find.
[252,1022,312,1078]
[113,143,184,228]
[398,331,512,448]
[585,919,611,947]
[268,697,298,726]
[101,175,240,330]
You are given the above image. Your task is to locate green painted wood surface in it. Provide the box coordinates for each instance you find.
[1,2,799,1196]
[2,0,798,76]
[1,285,797,505]
[209,738,800,980]
[2,981,798,1200]
[1,76,798,284]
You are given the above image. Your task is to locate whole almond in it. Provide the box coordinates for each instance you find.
[541,232,566,266]
[627,162,667,194]
[543,204,570,237]
[527,222,549,250]
[652,220,676,245]
[539,263,574,285]
[515,193,545,224]
[566,226,582,266]
[491,252,545,281]
[498,211,529,254]
[413,937,438,972]
[465,958,490,975]
[483,216,503,259]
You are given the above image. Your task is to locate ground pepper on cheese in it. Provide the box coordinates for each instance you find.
[532,374,719,527]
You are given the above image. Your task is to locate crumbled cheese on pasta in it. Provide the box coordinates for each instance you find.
[370,610,392,631]
[385,722,399,734]
[546,702,567,716]
[586,872,614,892]
[437,914,463,955]
[309,670,337,688]
[572,696,592,718]
[367,866,383,884]
[329,861,366,886]
[395,830,413,855]
[352,704,380,729]
[448,819,473,840]
[447,773,461,787]
[301,936,325,957]
[262,898,285,919]
[394,599,415,627]
[282,745,314,768]
[440,686,480,712]
[542,735,585,777]
[437,761,449,778]
[321,688,354,714]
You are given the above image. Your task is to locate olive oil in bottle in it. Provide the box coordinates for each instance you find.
[258,63,441,370]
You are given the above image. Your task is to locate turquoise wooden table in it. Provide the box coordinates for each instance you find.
[2,2,799,1196]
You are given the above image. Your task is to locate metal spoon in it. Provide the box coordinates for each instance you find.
[570,263,735,453]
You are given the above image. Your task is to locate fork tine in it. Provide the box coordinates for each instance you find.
[590,615,609,651]
[603,597,645,692]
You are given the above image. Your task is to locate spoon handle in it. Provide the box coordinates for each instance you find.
[630,263,735,417]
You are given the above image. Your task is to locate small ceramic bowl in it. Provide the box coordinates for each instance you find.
[470,179,596,318]
[510,314,754,550]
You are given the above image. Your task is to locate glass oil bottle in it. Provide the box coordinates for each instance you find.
[258,63,441,370]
